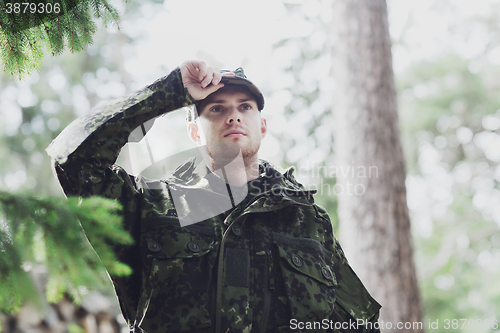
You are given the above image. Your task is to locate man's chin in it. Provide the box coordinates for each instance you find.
[206,141,241,164]
[220,136,246,148]
[206,140,259,163]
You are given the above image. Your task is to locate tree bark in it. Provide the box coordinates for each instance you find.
[331,0,424,332]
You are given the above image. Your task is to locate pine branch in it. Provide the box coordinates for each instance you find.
[0,0,121,80]
[0,190,132,314]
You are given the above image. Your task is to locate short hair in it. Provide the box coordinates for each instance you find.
[185,105,198,123]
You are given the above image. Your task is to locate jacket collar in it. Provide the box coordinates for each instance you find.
[165,158,316,204]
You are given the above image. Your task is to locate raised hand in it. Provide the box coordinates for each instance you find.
[180,60,234,100]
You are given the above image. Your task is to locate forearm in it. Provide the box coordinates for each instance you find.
[47,68,195,197]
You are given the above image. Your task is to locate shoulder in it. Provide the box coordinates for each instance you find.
[258,159,308,191]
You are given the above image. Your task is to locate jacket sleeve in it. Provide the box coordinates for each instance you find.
[46,67,195,195]
[46,68,196,327]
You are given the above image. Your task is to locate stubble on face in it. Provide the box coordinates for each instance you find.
[206,141,241,171]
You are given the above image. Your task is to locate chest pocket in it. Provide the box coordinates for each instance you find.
[272,232,337,322]
[138,216,217,332]
[142,216,216,258]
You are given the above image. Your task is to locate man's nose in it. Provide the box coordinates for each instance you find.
[226,108,241,124]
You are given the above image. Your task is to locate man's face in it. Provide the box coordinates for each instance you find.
[188,86,267,162]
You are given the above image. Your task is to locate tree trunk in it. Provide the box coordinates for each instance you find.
[331,0,424,332]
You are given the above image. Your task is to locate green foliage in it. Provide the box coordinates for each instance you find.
[0,0,120,80]
[397,52,500,331]
[398,54,500,173]
[0,190,132,314]
[68,323,86,333]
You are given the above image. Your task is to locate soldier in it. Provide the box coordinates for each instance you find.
[47,60,381,332]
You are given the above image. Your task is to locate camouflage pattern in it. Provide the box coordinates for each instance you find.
[47,68,381,332]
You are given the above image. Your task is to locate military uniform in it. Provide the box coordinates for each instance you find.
[47,68,381,332]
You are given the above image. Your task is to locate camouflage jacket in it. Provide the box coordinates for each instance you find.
[47,68,381,333]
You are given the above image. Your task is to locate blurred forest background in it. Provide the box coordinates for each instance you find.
[1,0,500,332]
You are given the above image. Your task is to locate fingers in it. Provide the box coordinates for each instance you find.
[212,70,222,86]
[200,66,215,88]
[204,82,225,96]
[193,61,212,87]
[199,66,225,88]
[182,60,232,87]
[181,60,231,99]
[196,61,207,82]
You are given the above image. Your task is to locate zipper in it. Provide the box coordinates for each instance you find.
[214,217,245,333]
[214,189,314,333]
[260,249,274,333]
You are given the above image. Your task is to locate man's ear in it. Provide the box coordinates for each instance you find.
[260,118,267,139]
[187,122,201,144]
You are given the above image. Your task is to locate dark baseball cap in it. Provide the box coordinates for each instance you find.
[218,67,265,111]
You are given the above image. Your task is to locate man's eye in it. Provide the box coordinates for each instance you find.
[211,106,223,112]
[241,104,252,110]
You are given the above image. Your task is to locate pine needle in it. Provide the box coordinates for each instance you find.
[0,0,121,79]
[0,190,132,313]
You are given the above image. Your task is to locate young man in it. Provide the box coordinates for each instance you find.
[47,60,381,332]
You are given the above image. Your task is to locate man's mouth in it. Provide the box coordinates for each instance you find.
[224,130,246,137]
